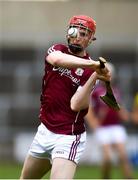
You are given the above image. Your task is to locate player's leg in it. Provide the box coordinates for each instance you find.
[50,132,86,179]
[20,123,54,179]
[114,143,133,179]
[20,154,51,179]
[101,144,112,179]
[95,127,112,179]
[112,125,133,178]
[50,158,76,179]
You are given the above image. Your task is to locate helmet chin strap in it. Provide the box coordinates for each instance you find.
[67,38,83,54]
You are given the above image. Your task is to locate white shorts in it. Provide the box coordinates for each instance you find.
[28,123,86,164]
[95,125,127,145]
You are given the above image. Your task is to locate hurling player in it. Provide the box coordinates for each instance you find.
[20,15,110,179]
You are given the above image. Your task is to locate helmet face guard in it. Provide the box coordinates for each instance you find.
[67,15,96,53]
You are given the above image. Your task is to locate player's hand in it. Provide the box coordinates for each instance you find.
[95,71,111,82]
[89,58,109,75]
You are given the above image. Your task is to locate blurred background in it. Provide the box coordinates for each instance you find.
[0,0,138,179]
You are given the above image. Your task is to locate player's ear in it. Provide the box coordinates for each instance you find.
[92,37,96,41]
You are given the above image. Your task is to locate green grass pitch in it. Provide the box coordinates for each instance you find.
[0,162,138,179]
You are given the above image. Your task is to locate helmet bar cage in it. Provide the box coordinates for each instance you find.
[67,23,96,41]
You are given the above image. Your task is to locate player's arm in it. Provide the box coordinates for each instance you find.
[46,51,100,70]
[70,72,111,112]
[70,72,97,111]
[131,107,138,125]
[130,93,138,124]
[118,106,130,121]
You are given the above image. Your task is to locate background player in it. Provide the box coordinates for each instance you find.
[86,62,133,179]
[20,15,110,179]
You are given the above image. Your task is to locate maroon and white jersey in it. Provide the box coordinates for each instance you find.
[91,84,122,126]
[39,43,94,135]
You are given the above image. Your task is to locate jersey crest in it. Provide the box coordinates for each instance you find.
[75,68,84,76]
